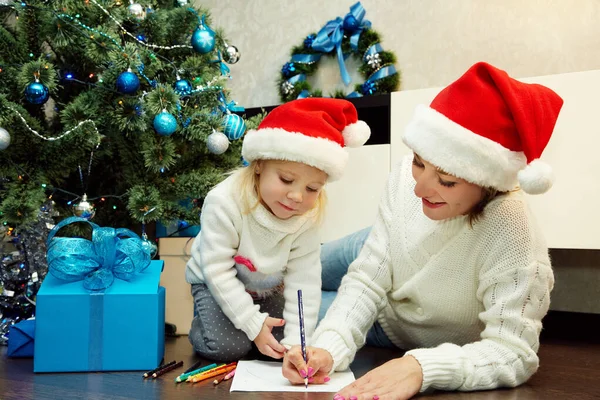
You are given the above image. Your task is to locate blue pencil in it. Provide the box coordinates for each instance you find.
[298,289,308,389]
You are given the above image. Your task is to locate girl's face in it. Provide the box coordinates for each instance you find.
[411,153,484,221]
[255,160,327,220]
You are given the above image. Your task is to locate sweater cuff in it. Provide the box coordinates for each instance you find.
[313,330,353,372]
[241,311,268,341]
[405,347,464,392]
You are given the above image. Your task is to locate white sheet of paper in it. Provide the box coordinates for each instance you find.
[230,360,355,392]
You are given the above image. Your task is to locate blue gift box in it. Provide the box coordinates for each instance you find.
[34,260,165,373]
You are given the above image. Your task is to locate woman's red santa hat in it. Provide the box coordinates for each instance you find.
[403,62,564,194]
[242,98,371,181]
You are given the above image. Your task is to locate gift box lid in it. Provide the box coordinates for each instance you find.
[37,260,164,296]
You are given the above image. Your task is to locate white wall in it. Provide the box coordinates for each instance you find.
[199,0,600,108]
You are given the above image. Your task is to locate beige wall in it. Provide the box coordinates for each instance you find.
[199,0,600,108]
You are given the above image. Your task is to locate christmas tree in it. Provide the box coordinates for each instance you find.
[0,0,261,230]
[0,0,261,338]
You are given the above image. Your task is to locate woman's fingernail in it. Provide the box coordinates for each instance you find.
[324,376,331,382]
[307,367,314,376]
[300,369,307,378]
[373,396,380,400]
[333,395,344,400]
[350,396,358,400]
[308,377,314,383]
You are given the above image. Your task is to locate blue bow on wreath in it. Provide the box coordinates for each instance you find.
[312,2,371,86]
[46,216,151,291]
[217,91,245,113]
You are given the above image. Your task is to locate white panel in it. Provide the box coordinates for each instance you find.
[390,70,600,249]
[320,145,390,242]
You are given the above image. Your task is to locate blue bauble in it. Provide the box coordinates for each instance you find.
[24,82,50,105]
[222,113,246,140]
[191,26,216,54]
[153,112,178,136]
[116,71,140,94]
[343,14,360,32]
[173,79,192,96]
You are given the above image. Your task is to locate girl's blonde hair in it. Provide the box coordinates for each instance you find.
[236,160,328,224]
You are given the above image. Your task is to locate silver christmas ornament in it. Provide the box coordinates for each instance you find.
[72,194,96,220]
[128,2,146,21]
[0,0,15,6]
[223,45,241,64]
[207,130,229,155]
[0,127,10,150]
[177,0,188,5]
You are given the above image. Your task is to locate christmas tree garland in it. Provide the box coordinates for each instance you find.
[278,2,400,102]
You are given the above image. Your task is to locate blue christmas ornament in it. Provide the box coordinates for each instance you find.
[343,14,360,32]
[281,62,296,77]
[116,70,140,94]
[173,79,192,96]
[191,17,216,54]
[304,34,316,49]
[153,111,177,136]
[24,81,50,105]
[222,113,246,140]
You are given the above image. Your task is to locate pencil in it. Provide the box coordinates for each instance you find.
[184,359,204,374]
[143,360,176,379]
[185,363,226,382]
[151,360,184,378]
[187,362,235,382]
[213,373,226,385]
[298,289,308,389]
[190,364,237,383]
[175,362,218,383]
[224,368,236,380]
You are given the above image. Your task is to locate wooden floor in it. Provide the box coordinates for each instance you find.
[2,314,600,399]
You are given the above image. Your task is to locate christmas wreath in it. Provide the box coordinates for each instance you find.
[278,2,400,102]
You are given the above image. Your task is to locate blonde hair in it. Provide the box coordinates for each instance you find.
[236,160,328,224]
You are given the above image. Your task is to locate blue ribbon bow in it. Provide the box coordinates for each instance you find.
[46,216,151,291]
[217,91,245,113]
[211,51,231,76]
[311,2,370,86]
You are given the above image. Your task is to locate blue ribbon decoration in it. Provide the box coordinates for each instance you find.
[46,216,151,291]
[217,91,245,113]
[296,90,310,99]
[88,292,104,370]
[346,2,371,51]
[312,17,350,85]
[211,51,231,76]
[364,43,383,62]
[290,53,322,64]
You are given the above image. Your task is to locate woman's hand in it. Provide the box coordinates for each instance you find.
[334,355,423,400]
[283,345,334,385]
[253,317,286,359]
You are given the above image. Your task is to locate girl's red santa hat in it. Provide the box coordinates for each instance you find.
[242,98,371,181]
[403,62,564,194]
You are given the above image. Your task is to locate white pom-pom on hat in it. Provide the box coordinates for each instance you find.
[342,120,371,147]
[517,159,554,195]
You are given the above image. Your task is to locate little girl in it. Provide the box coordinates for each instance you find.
[185,98,371,362]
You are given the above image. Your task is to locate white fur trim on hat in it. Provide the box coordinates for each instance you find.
[242,128,349,181]
[342,120,371,147]
[517,159,554,194]
[402,104,527,191]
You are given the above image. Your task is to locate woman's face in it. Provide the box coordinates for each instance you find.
[411,153,484,221]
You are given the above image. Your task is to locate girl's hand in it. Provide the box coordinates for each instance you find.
[253,317,286,359]
[283,345,334,385]
[333,355,423,400]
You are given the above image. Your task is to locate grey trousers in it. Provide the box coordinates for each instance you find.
[188,283,285,363]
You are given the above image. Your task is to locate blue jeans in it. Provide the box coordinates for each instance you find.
[319,227,397,349]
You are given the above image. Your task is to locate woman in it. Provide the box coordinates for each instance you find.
[282,62,564,400]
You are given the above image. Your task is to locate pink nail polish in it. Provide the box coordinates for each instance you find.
[308,377,314,383]
[324,376,331,382]
[300,369,307,378]
[350,396,358,400]
[373,396,380,400]
[333,395,344,400]
[307,367,314,376]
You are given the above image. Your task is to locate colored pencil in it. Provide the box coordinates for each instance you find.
[175,363,219,383]
[186,361,236,382]
[189,364,236,383]
[142,360,176,379]
[151,360,184,378]
[224,368,236,380]
[298,289,308,389]
[183,359,204,374]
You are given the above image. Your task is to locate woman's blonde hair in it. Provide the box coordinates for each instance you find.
[236,160,328,224]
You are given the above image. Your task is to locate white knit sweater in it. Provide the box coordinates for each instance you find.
[313,156,554,392]
[185,171,322,346]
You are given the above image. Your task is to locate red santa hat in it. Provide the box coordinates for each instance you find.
[403,62,564,194]
[242,98,370,181]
